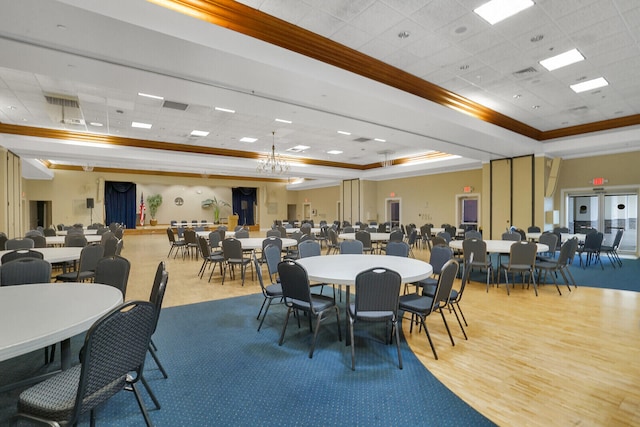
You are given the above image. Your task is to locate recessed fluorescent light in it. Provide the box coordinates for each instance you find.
[137,92,164,100]
[374,138,386,142]
[474,0,534,25]
[275,118,292,124]
[239,137,257,143]
[570,77,609,93]
[539,48,585,71]
[190,130,209,137]
[89,122,104,127]
[131,121,152,129]
[215,107,235,113]
[327,150,343,155]
[291,145,310,151]
[337,130,351,135]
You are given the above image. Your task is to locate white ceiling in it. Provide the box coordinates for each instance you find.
[0,0,639,188]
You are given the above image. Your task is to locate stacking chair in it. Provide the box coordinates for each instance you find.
[326,228,340,255]
[0,232,7,250]
[385,241,410,257]
[464,230,482,240]
[277,260,341,358]
[499,231,521,265]
[499,241,538,296]
[298,239,322,258]
[221,238,252,285]
[431,236,447,247]
[1,249,43,264]
[399,259,459,360]
[420,224,432,250]
[55,244,104,283]
[601,229,623,268]
[577,231,604,269]
[183,228,199,259]
[146,262,169,383]
[64,234,88,248]
[94,255,131,296]
[536,232,559,261]
[535,238,578,295]
[409,244,452,295]
[260,236,282,264]
[5,238,34,250]
[102,234,119,257]
[43,227,57,237]
[197,236,224,282]
[208,231,223,255]
[266,229,281,238]
[264,244,282,284]
[254,253,283,331]
[462,238,494,291]
[340,239,363,254]
[0,258,52,286]
[25,234,47,248]
[11,301,157,427]
[436,231,451,244]
[349,267,402,370]
[528,226,541,233]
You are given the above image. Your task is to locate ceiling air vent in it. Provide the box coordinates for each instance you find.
[512,66,538,79]
[44,93,85,125]
[353,137,371,143]
[162,100,189,111]
[44,94,80,108]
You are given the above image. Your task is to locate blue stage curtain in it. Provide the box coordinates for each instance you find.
[104,181,137,229]
[232,187,256,226]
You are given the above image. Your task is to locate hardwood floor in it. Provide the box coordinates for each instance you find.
[123,233,640,426]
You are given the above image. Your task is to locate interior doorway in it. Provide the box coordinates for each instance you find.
[456,194,480,231]
[385,198,401,228]
[29,200,52,229]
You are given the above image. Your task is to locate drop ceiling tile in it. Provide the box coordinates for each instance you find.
[347,1,405,36]
[382,49,423,70]
[536,0,601,19]
[378,18,432,48]
[381,0,432,16]
[358,37,398,60]
[297,9,346,38]
[411,0,467,32]
[331,23,374,49]
[317,0,376,21]
[428,45,472,68]
[456,28,508,55]
[404,33,452,59]
[258,0,313,24]
[553,1,619,33]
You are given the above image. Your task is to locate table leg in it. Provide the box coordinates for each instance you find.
[60,338,72,370]
[345,285,351,346]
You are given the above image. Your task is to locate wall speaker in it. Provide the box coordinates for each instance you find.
[86,198,94,209]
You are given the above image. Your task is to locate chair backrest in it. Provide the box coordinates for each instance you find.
[264,244,281,281]
[266,229,281,238]
[556,238,577,266]
[462,238,488,263]
[508,241,537,267]
[343,226,355,233]
[299,233,316,242]
[278,260,313,307]
[183,228,197,244]
[96,227,110,235]
[527,226,541,233]
[432,259,459,307]
[354,267,401,316]
[407,229,418,245]
[583,231,604,250]
[431,236,447,247]
[252,252,267,293]
[387,230,403,242]
[0,233,7,250]
[102,235,119,257]
[94,255,131,296]
[436,231,451,243]
[43,227,57,237]
[464,230,482,240]
[1,249,44,264]
[501,232,521,242]
[300,224,312,235]
[78,244,105,272]
[149,265,169,336]
[24,234,46,248]
[340,239,363,254]
[114,239,124,256]
[65,234,88,247]
[444,226,457,238]
[328,228,339,246]
[429,244,453,274]
[262,236,283,252]
[355,230,371,246]
[222,238,243,260]
[100,231,115,245]
[611,229,624,248]
[208,231,221,249]
[5,238,34,250]
[198,236,211,258]
[72,300,155,424]
[0,258,52,286]
[298,239,322,258]
[538,232,558,254]
[385,241,409,257]
[235,229,250,239]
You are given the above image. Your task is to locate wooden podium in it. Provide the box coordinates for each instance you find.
[228,214,239,230]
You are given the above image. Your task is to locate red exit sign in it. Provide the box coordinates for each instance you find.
[592,177,605,186]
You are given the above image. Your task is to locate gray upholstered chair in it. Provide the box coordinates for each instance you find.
[55,244,104,283]
[221,238,252,285]
[254,252,283,332]
[339,239,363,254]
[499,241,539,296]
[5,238,34,250]
[94,255,131,296]
[11,301,157,427]
[399,259,459,360]
[349,267,402,370]
[0,258,51,286]
[277,260,341,358]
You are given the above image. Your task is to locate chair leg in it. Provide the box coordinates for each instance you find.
[278,307,293,346]
[140,375,161,410]
[148,341,168,379]
[349,314,356,370]
[257,298,275,331]
[129,382,154,427]
[392,317,403,369]
[439,308,455,346]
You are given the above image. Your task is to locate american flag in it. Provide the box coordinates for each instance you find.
[139,193,145,225]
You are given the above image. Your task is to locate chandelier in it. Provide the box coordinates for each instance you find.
[257,131,290,175]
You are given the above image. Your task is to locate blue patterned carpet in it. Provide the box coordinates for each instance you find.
[1,292,494,426]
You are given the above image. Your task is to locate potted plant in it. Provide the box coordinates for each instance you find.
[201,196,230,224]
[146,194,163,226]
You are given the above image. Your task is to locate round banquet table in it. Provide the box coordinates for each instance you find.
[296,254,432,345]
[46,235,102,246]
[449,239,549,253]
[0,247,83,265]
[235,237,297,250]
[56,229,99,236]
[196,230,236,239]
[0,283,123,369]
[338,232,391,242]
[525,232,585,243]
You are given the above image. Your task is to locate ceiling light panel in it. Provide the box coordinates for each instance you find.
[190,130,209,137]
[539,49,585,71]
[240,137,257,143]
[474,0,534,25]
[570,77,609,93]
[131,121,152,129]
[138,92,164,100]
